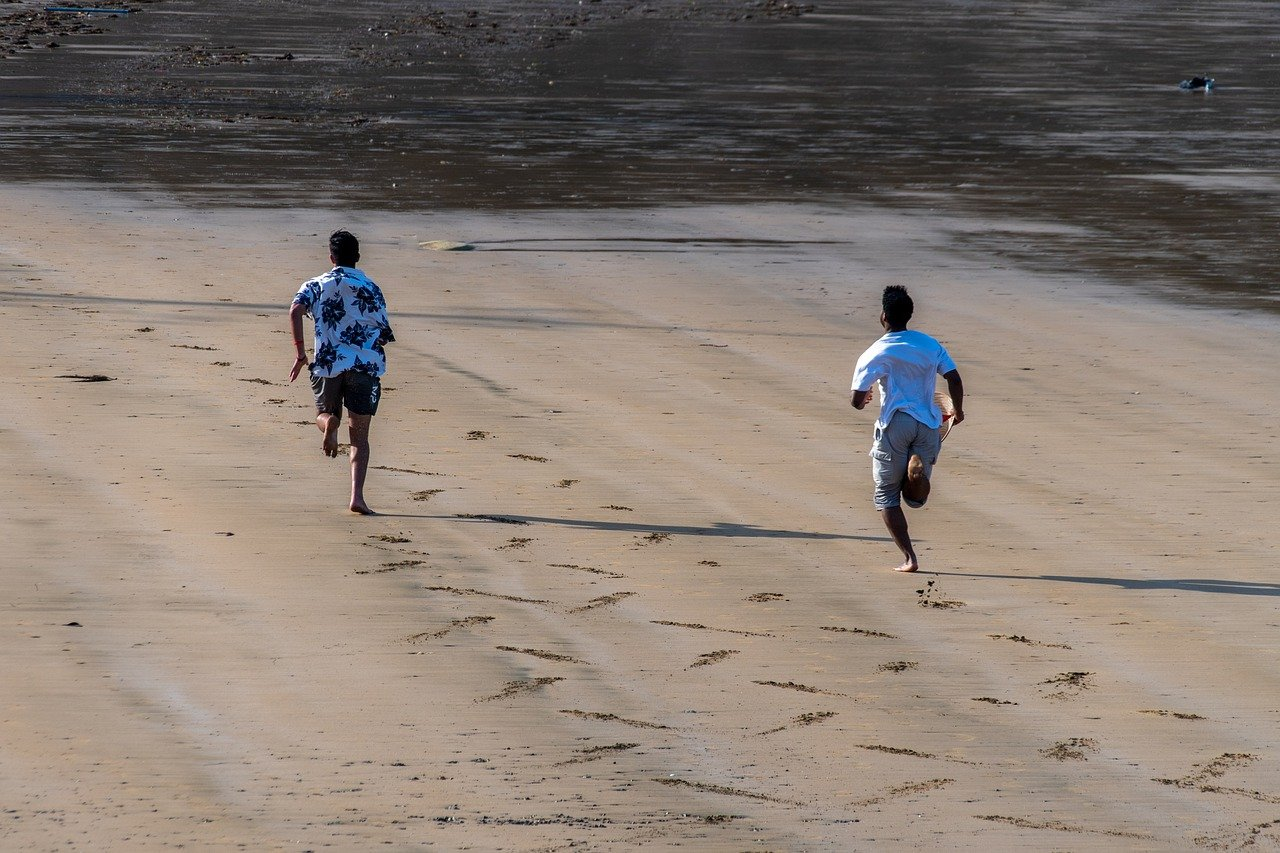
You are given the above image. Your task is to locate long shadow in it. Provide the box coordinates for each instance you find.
[0,290,847,339]
[448,513,887,542]
[930,570,1280,598]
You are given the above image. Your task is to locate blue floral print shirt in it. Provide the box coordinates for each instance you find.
[293,266,394,378]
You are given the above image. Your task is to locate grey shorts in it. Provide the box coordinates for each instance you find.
[310,369,381,416]
[871,410,941,510]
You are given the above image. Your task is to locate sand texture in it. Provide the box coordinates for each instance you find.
[2,185,1278,850]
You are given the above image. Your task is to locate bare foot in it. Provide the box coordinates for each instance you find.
[322,417,340,458]
[902,454,930,505]
[349,502,376,515]
[894,561,919,573]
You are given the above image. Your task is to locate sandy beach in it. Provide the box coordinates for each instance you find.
[1,181,1277,850]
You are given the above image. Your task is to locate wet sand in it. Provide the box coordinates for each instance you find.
[5,0,1280,312]
[2,183,1278,849]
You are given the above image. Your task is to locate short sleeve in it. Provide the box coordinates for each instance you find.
[936,345,957,375]
[851,354,884,392]
[293,281,318,310]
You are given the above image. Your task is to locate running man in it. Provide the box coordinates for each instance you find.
[289,230,394,514]
[850,285,964,572]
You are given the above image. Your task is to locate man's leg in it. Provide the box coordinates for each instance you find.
[347,413,374,514]
[880,505,918,572]
[310,373,343,458]
[871,413,918,572]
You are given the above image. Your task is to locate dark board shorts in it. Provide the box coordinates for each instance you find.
[310,369,381,416]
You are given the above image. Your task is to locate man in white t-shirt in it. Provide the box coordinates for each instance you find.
[850,285,964,573]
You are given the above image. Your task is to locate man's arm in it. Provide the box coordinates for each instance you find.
[851,388,872,409]
[288,301,308,382]
[943,369,964,425]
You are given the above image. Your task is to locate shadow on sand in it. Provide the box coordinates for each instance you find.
[930,571,1280,598]
[448,513,888,542]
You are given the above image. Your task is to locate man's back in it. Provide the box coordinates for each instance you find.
[295,266,391,378]
[852,329,955,430]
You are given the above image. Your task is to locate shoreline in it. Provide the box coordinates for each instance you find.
[2,181,1277,849]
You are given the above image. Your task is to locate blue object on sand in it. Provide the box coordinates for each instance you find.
[45,7,132,13]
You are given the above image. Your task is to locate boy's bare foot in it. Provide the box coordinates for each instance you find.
[902,454,930,505]
[322,416,340,457]
[894,561,919,573]
[350,502,376,515]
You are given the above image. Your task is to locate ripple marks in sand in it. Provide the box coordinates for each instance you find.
[568,591,636,613]
[855,743,979,765]
[820,625,899,639]
[406,615,495,643]
[1154,753,1280,804]
[654,778,800,806]
[975,815,1151,839]
[560,710,670,730]
[852,778,953,807]
[753,680,847,698]
[476,677,564,703]
[556,742,640,766]
[688,649,739,669]
[424,586,551,605]
[654,620,772,638]
[496,646,586,664]
[988,633,1072,649]
[549,563,626,579]
[355,559,425,575]
[758,710,836,736]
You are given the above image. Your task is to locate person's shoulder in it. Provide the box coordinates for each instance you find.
[904,329,945,347]
[304,268,340,287]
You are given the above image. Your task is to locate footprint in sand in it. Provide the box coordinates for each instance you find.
[1194,818,1280,850]
[878,661,919,673]
[1038,671,1094,699]
[916,579,964,609]
[410,489,445,501]
[1154,753,1280,804]
[1040,738,1099,761]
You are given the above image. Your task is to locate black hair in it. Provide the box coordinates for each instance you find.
[882,284,913,328]
[329,230,360,267]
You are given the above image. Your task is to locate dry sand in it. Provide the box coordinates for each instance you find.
[1,183,1278,850]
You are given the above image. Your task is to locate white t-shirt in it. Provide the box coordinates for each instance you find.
[851,329,957,430]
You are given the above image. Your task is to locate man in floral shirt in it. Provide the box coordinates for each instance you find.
[289,230,394,514]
